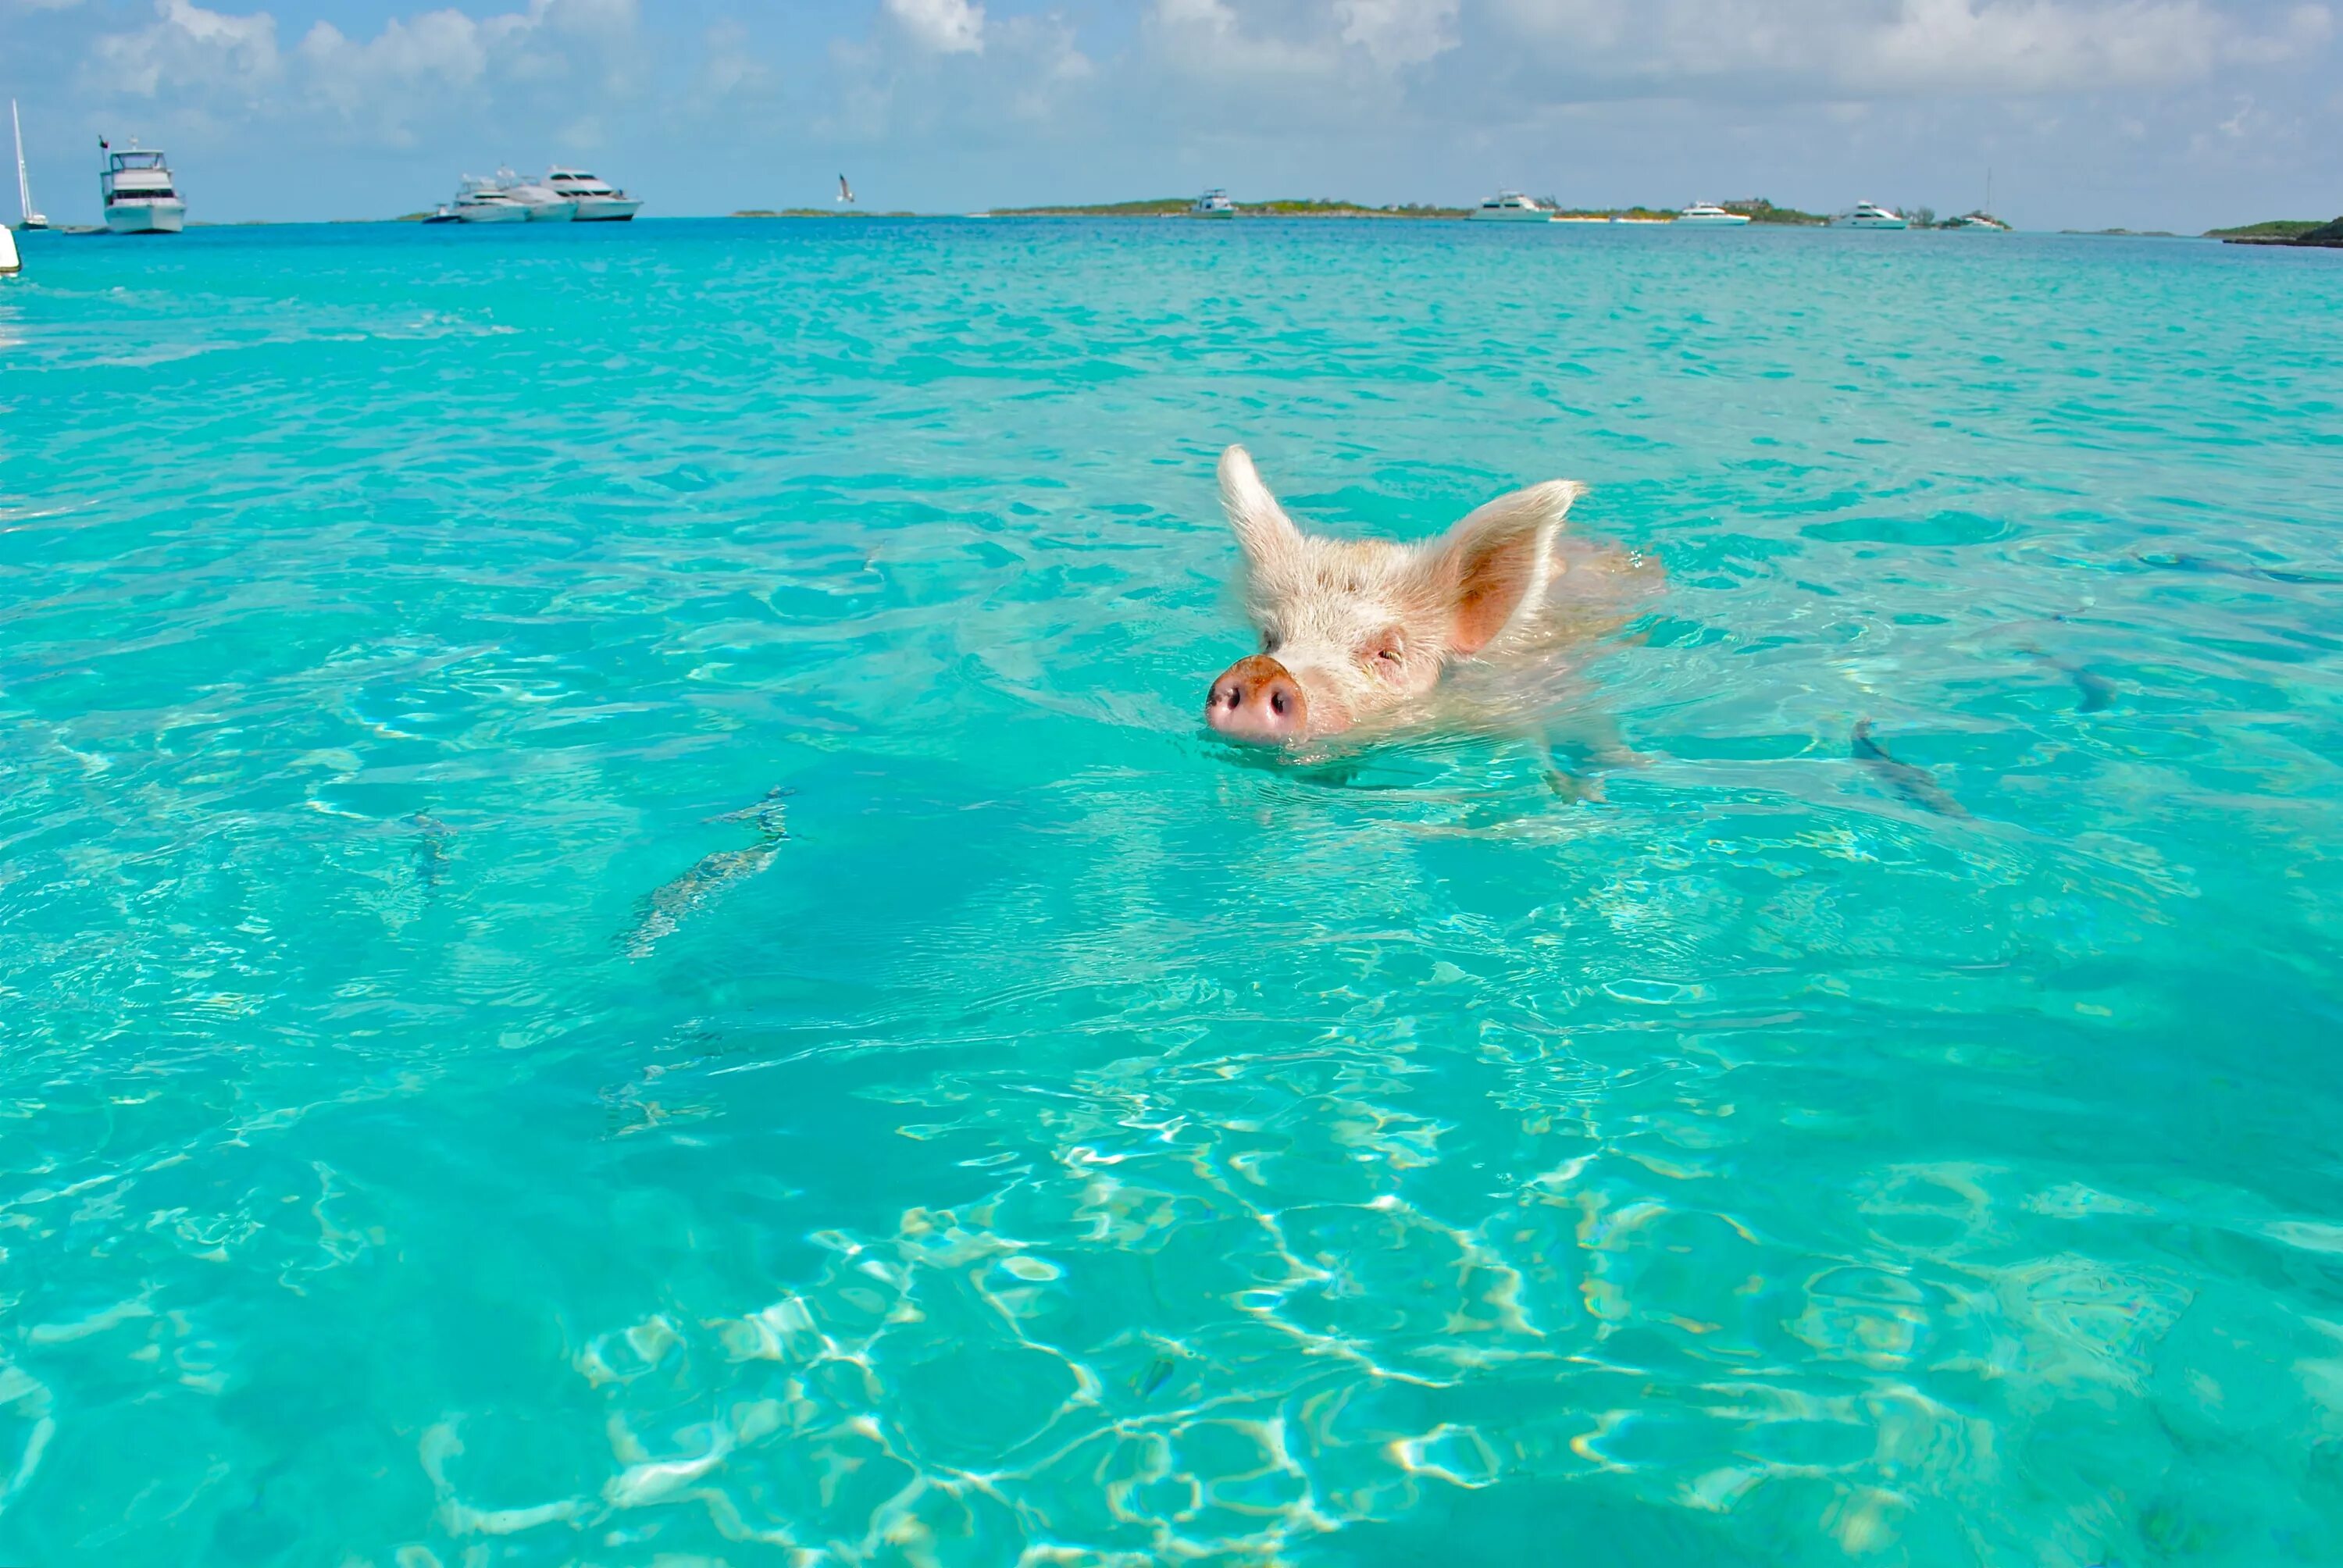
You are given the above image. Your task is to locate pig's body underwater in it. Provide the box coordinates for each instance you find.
[1203,446,1658,746]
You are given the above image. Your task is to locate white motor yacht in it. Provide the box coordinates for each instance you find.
[545,167,641,222]
[13,101,47,230]
[1833,201,1909,230]
[100,141,184,234]
[1675,201,1751,227]
[449,175,530,223]
[497,168,576,221]
[1191,188,1237,219]
[1469,191,1554,223]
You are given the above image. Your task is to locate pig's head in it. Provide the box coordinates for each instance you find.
[1204,446,1586,743]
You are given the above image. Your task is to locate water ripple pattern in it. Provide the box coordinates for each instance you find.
[3,219,2342,1566]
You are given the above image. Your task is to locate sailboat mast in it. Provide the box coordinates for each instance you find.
[12,101,30,225]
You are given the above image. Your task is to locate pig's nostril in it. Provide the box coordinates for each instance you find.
[1269,689,1288,716]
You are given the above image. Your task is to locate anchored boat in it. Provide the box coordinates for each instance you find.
[547,167,641,222]
[100,139,184,234]
[446,175,530,223]
[1832,201,1909,230]
[1469,191,1555,222]
[1675,201,1751,227]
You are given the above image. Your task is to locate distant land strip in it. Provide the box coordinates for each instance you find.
[972,197,1838,223]
[2211,216,2343,248]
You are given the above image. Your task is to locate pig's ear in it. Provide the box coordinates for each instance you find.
[1426,480,1585,654]
[1218,446,1305,568]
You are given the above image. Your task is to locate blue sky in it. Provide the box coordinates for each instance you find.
[5,0,2337,229]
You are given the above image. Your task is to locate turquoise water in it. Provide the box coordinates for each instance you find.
[4,217,2343,1565]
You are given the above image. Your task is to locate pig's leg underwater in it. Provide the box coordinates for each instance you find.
[1525,709,1651,803]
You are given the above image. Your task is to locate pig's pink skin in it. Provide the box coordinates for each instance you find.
[1205,654,1314,742]
[1203,446,1617,743]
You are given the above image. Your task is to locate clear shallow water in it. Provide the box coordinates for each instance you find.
[4,217,2343,1566]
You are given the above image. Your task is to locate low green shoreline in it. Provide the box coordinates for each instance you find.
[975,196,1842,224]
[2213,216,2343,248]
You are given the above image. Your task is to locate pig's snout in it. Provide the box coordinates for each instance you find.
[1206,654,1309,743]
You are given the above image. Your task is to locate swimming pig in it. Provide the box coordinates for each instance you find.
[1203,446,1653,743]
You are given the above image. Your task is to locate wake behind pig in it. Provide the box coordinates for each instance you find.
[1202,446,1659,746]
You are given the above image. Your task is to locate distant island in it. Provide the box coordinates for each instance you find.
[973,196,1849,223]
[982,197,1469,218]
[2210,217,2343,248]
[955,198,2036,228]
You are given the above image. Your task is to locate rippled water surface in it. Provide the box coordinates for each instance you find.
[5,219,2343,1565]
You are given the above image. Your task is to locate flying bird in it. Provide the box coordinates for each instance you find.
[837,174,855,205]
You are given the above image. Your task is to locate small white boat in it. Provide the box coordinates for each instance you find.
[449,175,530,223]
[1191,188,1237,219]
[1833,201,1909,230]
[547,167,641,222]
[1469,191,1555,223]
[100,141,184,233]
[1675,201,1750,227]
[1946,212,2010,231]
[12,100,46,230]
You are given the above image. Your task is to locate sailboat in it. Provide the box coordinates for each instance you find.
[1949,166,2010,231]
[12,100,46,231]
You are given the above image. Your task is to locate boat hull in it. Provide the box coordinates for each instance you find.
[105,200,184,234]
[524,201,577,222]
[0,226,18,275]
[1469,208,1553,223]
[1675,215,1752,227]
[454,203,530,223]
[570,198,642,222]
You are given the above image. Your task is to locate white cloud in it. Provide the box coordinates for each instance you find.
[297,10,490,126]
[1467,0,2338,98]
[91,0,280,102]
[1146,0,1345,77]
[1336,0,1461,68]
[86,0,642,143]
[1133,0,2333,99]
[885,0,986,55]
[1849,0,2232,92]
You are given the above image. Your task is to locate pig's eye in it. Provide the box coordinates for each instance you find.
[1368,635,1404,668]
[1261,631,1283,654]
